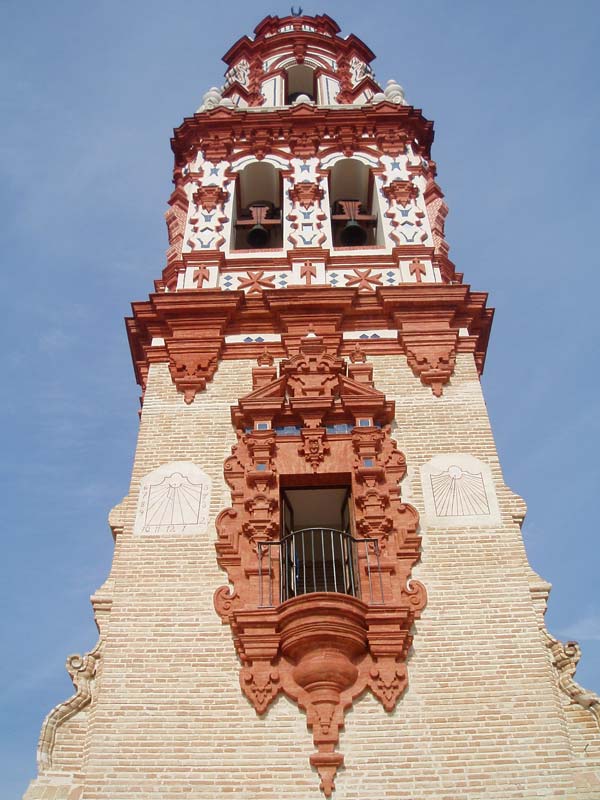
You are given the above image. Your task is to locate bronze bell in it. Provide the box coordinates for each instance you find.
[340,219,368,247]
[247,223,270,249]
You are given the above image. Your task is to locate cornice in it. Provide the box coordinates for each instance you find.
[171,103,434,165]
[127,284,493,402]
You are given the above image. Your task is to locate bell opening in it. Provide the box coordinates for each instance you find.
[247,224,271,249]
[340,220,368,247]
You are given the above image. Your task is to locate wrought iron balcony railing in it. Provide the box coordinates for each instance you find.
[257,528,384,607]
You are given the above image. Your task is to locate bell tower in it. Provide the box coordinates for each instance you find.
[24,12,600,800]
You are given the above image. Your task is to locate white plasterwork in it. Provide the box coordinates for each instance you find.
[134,462,212,537]
[420,454,501,527]
[224,333,282,344]
[342,330,397,340]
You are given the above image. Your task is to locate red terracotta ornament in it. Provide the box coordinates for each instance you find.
[214,337,426,796]
[288,182,324,209]
[382,179,419,206]
[191,185,228,212]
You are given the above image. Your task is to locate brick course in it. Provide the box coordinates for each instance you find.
[24,353,600,800]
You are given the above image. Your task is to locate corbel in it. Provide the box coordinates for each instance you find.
[397,311,458,397]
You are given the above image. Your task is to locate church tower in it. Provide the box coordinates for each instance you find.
[25,13,600,800]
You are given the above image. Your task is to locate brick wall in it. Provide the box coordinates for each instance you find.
[24,353,600,799]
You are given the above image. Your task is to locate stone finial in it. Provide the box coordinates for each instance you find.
[196,86,222,112]
[384,79,407,105]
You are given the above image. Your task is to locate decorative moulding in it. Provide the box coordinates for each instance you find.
[134,462,212,536]
[126,286,493,404]
[420,454,501,527]
[37,640,101,771]
[214,337,426,796]
[382,179,419,206]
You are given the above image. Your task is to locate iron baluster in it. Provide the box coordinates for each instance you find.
[375,540,384,604]
[365,540,374,603]
[258,543,263,607]
[268,542,273,607]
[311,529,317,593]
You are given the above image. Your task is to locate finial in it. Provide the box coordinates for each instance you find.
[291,6,303,16]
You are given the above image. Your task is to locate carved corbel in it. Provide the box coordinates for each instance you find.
[288,130,321,158]
[240,663,281,713]
[299,427,330,471]
[402,330,457,397]
[249,128,274,160]
[376,129,408,156]
[201,133,233,162]
[243,493,278,542]
[334,125,358,157]
[368,661,408,711]
[167,345,221,404]
[147,291,241,402]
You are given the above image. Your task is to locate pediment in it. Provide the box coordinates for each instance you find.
[337,374,385,401]
[238,375,287,404]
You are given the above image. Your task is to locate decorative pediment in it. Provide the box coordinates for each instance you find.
[232,336,395,431]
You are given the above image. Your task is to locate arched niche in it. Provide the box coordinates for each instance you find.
[232,161,283,250]
[286,64,316,103]
[328,158,382,248]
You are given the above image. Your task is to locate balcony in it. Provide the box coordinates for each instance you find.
[258,527,384,607]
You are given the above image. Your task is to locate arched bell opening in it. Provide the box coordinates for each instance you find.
[232,162,283,250]
[329,158,381,248]
[285,63,316,104]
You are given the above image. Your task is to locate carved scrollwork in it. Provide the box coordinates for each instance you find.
[37,640,101,771]
[402,578,428,612]
[214,339,427,796]
[544,630,600,729]
[213,585,240,623]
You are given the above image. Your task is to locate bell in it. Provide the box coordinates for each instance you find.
[340,219,368,247]
[247,223,270,249]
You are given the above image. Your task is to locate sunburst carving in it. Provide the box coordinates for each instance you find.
[144,472,206,528]
[430,465,490,516]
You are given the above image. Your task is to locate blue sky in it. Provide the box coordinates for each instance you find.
[1,1,599,796]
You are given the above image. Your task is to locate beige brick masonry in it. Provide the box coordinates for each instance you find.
[24,353,600,800]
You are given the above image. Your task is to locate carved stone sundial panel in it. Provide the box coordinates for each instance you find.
[134,461,212,536]
[420,454,501,527]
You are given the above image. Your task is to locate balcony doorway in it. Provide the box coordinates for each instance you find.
[280,486,356,599]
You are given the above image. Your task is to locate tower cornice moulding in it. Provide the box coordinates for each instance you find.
[127,285,492,401]
[171,104,434,166]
